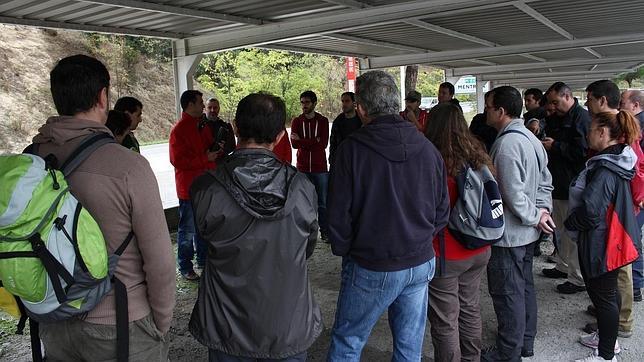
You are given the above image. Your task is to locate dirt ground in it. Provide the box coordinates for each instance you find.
[1,241,643,361]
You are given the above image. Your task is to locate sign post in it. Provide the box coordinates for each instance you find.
[346,57,357,92]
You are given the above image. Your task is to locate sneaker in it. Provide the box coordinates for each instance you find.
[579,331,621,354]
[181,270,200,281]
[542,267,567,278]
[634,288,642,302]
[586,304,597,317]
[583,322,597,334]
[557,281,586,294]
[575,353,616,362]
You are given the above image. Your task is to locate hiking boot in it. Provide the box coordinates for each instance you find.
[557,281,586,294]
[634,288,642,302]
[575,353,616,362]
[579,331,621,354]
[618,327,633,338]
[181,270,200,281]
[479,346,500,362]
[542,267,567,278]
[521,348,534,357]
[583,323,633,338]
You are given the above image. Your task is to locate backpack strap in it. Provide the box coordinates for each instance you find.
[59,133,116,176]
[113,232,134,362]
[498,129,542,170]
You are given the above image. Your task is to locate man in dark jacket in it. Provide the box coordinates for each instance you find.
[327,70,449,360]
[541,82,591,294]
[204,97,236,155]
[329,91,361,168]
[469,91,497,152]
[114,96,143,153]
[189,93,322,361]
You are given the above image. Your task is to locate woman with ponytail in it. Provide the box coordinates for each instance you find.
[566,110,642,362]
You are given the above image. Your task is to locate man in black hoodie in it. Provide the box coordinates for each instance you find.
[327,70,449,360]
[189,93,322,361]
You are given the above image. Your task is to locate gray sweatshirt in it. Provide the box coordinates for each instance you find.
[491,119,554,248]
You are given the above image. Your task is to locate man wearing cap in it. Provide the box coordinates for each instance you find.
[400,90,428,133]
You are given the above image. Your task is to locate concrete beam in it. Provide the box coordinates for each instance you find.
[76,0,264,25]
[173,41,203,117]
[0,15,184,38]
[365,33,644,69]
[181,0,524,55]
[452,55,644,76]
[481,70,632,81]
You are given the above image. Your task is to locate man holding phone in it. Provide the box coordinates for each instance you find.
[204,97,236,155]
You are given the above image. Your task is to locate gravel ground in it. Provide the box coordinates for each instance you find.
[1,241,642,361]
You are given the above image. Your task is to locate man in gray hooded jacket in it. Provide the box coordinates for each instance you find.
[482,86,554,362]
[189,93,322,362]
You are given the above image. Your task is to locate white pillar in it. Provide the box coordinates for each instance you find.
[172,40,204,118]
[444,69,461,88]
[476,75,486,113]
[400,66,406,111]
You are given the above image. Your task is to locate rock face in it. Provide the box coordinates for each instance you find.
[0,25,176,153]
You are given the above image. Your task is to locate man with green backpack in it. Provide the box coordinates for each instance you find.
[0,54,175,361]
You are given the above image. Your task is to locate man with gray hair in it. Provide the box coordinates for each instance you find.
[621,89,644,131]
[327,70,449,360]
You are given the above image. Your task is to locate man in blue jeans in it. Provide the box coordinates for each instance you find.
[291,90,330,240]
[170,90,222,280]
[327,70,449,361]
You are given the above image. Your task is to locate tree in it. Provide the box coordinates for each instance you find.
[616,67,644,88]
[405,65,418,93]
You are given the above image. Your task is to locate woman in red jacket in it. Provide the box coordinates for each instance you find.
[424,103,494,362]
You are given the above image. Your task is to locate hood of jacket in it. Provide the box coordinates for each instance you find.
[213,148,298,219]
[33,116,113,145]
[350,114,426,162]
[587,143,636,181]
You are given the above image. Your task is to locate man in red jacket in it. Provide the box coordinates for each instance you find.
[169,90,220,280]
[291,90,329,240]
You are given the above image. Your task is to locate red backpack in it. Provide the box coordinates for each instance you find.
[629,137,644,213]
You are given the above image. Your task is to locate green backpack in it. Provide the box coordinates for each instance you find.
[0,133,132,361]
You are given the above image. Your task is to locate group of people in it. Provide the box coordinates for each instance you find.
[23,53,642,362]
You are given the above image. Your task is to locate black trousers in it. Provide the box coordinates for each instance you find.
[584,269,620,359]
[486,242,537,362]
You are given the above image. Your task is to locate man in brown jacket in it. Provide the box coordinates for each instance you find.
[33,54,176,360]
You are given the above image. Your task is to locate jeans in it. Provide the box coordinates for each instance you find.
[305,172,329,236]
[177,199,207,274]
[486,242,537,362]
[584,269,620,360]
[327,257,435,362]
[209,350,307,362]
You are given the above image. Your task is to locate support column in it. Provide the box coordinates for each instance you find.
[444,69,461,87]
[476,75,487,113]
[172,40,204,118]
[400,66,406,111]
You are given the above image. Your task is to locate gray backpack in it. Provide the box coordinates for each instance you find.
[446,164,504,249]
